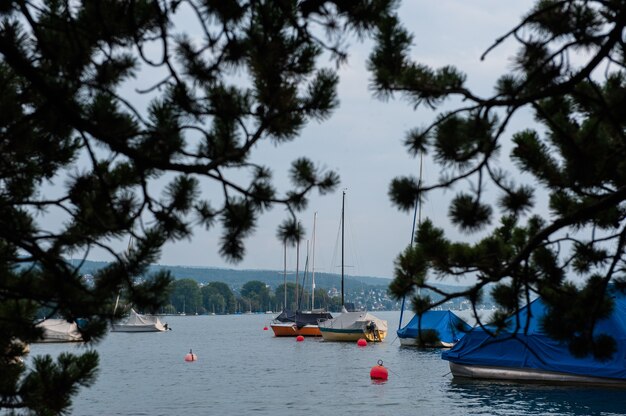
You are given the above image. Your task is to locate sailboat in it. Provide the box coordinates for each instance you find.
[397,310,471,347]
[318,191,388,342]
[111,308,168,332]
[395,153,470,347]
[271,213,333,337]
[111,237,170,332]
[112,291,169,332]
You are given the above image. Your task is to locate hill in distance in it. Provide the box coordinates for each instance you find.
[73,259,470,295]
[75,259,393,290]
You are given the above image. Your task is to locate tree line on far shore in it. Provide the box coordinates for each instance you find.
[163,279,344,315]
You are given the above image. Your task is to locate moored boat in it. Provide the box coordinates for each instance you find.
[270,310,333,337]
[271,212,333,337]
[318,307,387,342]
[111,308,168,332]
[442,290,626,386]
[35,319,83,342]
[318,191,387,342]
[397,310,471,347]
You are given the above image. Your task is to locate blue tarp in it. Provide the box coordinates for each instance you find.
[397,310,472,344]
[442,291,626,380]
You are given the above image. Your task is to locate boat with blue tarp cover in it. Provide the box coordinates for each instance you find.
[442,289,626,386]
[398,310,472,347]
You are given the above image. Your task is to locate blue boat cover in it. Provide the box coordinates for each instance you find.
[442,291,626,380]
[397,310,472,344]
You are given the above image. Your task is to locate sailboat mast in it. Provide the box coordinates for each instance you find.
[283,242,287,311]
[341,190,345,308]
[399,152,424,329]
[311,212,317,310]
[114,235,134,316]
[295,232,300,311]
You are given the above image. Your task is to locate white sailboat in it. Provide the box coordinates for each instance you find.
[110,237,169,332]
[111,308,168,332]
[318,191,388,342]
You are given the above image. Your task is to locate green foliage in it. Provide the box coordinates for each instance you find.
[201,282,236,314]
[19,351,99,415]
[169,279,202,314]
[376,0,626,360]
[0,0,396,413]
[240,280,271,312]
[275,282,299,311]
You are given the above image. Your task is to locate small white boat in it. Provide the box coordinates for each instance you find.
[318,307,387,342]
[111,309,168,332]
[35,319,83,342]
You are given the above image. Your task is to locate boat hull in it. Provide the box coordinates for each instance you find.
[270,323,323,337]
[319,327,387,342]
[111,324,166,332]
[398,337,453,348]
[449,362,626,386]
[111,309,167,332]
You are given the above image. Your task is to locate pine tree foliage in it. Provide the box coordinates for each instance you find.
[0,0,396,413]
[373,0,626,359]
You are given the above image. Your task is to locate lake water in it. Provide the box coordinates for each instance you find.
[27,311,626,415]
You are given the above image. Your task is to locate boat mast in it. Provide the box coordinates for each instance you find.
[295,229,300,311]
[311,212,317,310]
[114,235,134,316]
[398,152,423,329]
[283,242,287,311]
[341,190,345,309]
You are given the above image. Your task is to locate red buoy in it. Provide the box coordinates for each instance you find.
[296,335,305,342]
[184,349,197,362]
[370,360,388,380]
[263,326,268,331]
[357,338,367,347]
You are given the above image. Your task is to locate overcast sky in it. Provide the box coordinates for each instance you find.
[83,1,538,279]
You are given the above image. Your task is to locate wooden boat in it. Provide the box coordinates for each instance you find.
[318,191,387,342]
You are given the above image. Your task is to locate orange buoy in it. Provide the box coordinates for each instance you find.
[184,349,197,362]
[357,338,367,347]
[370,360,388,380]
[296,335,305,342]
[263,326,268,330]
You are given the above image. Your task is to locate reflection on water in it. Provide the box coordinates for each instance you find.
[26,311,625,416]
[448,377,626,416]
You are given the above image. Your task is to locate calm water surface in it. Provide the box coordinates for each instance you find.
[28,311,626,415]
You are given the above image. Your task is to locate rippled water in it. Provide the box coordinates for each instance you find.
[27,311,626,416]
